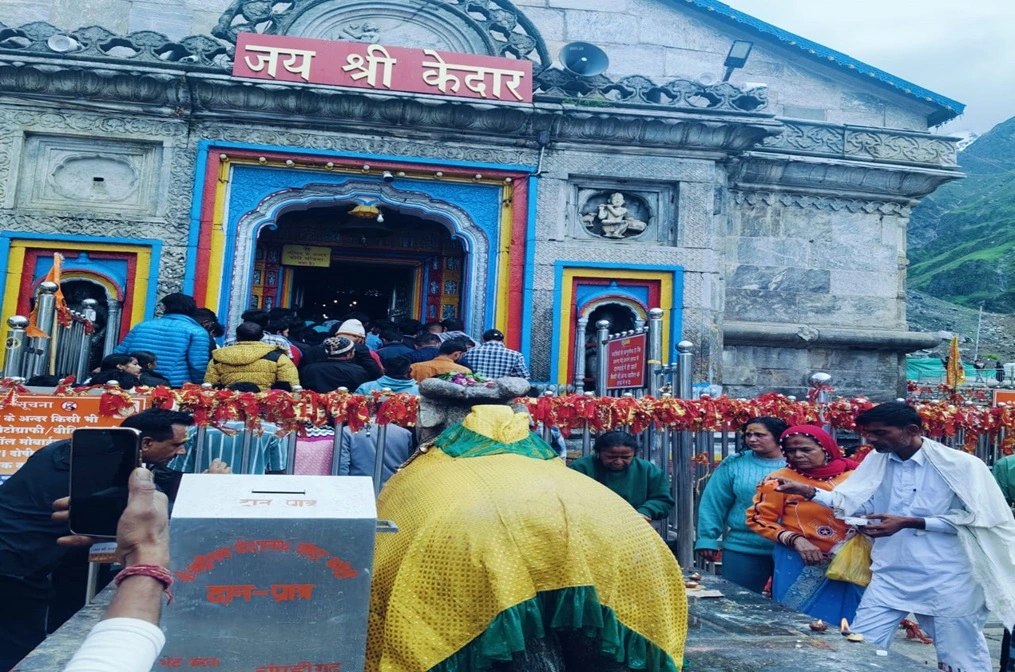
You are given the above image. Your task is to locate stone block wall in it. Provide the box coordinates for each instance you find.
[2,0,935,132]
[723,345,907,400]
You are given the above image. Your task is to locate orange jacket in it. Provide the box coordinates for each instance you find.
[746,468,852,554]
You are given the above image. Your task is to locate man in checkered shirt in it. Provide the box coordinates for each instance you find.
[459,329,530,379]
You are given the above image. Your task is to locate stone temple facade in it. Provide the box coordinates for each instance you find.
[0,0,964,398]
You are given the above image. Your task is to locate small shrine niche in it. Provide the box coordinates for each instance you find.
[579,191,653,240]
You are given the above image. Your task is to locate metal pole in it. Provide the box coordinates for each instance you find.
[74,318,92,383]
[239,429,254,475]
[331,386,350,477]
[811,372,832,433]
[373,423,389,496]
[27,282,58,377]
[3,316,29,379]
[673,340,695,568]
[574,316,589,394]
[595,319,610,397]
[192,383,213,473]
[285,386,302,475]
[103,299,122,357]
[974,304,984,361]
[647,308,663,396]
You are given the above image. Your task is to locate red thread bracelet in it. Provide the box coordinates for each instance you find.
[114,564,175,604]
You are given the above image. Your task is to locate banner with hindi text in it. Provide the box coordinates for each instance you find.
[233,33,533,103]
[0,395,149,483]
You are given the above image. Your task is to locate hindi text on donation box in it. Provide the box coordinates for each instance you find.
[160,474,377,671]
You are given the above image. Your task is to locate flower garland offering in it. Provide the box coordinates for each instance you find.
[437,372,496,388]
[0,378,1012,456]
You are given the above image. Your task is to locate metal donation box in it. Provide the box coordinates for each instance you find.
[160,475,377,671]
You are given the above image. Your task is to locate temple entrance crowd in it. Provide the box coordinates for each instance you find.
[1,293,1015,671]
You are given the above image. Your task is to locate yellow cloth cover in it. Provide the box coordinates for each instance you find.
[366,448,688,671]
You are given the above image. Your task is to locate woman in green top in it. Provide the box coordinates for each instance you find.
[569,431,674,521]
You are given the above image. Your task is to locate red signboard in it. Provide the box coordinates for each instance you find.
[233,34,533,103]
[0,395,149,482]
[994,390,1015,406]
[606,333,647,390]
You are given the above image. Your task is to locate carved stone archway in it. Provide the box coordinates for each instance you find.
[213,0,550,66]
[229,180,491,335]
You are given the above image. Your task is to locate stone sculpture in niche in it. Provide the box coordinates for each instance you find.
[581,192,649,239]
[341,21,381,43]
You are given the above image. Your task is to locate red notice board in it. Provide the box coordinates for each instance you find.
[606,333,647,390]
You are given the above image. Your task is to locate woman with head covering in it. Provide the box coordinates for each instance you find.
[694,417,788,593]
[746,425,864,624]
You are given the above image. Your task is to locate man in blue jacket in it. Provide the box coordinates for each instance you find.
[113,293,213,387]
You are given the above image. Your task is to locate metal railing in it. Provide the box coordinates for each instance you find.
[3,283,96,382]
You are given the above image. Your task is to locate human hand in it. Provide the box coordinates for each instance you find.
[864,513,918,538]
[52,497,95,547]
[771,478,816,499]
[52,469,169,566]
[641,514,652,523]
[204,458,232,474]
[114,468,169,567]
[792,537,826,565]
[696,549,720,563]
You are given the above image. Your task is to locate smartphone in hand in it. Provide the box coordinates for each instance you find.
[69,428,142,538]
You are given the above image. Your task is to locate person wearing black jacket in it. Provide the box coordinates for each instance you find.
[376,328,414,365]
[300,337,370,393]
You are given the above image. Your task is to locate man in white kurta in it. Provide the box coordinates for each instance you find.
[775,401,1015,672]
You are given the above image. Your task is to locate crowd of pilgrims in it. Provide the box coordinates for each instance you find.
[10,294,1015,671]
[24,292,531,394]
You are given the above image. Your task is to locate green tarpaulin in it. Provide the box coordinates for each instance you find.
[906,357,979,382]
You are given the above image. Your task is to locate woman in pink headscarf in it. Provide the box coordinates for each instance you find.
[747,426,864,623]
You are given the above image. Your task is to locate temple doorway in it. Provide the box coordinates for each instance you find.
[252,203,467,324]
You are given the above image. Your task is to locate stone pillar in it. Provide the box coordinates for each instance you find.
[573,316,589,393]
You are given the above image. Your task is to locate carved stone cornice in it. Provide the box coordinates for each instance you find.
[730,190,912,217]
[761,119,959,169]
[730,152,962,202]
[0,58,783,153]
[724,321,940,352]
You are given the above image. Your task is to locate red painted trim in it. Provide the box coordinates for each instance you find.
[19,249,138,337]
[197,145,530,339]
[194,152,223,306]
[504,178,528,351]
[564,277,662,388]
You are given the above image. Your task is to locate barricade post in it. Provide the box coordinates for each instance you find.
[25,282,58,378]
[672,340,695,568]
[3,316,29,379]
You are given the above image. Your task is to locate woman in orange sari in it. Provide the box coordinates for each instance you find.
[747,425,863,624]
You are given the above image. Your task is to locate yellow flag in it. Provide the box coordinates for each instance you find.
[945,336,965,388]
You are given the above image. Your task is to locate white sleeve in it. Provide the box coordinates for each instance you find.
[811,488,835,508]
[62,618,165,672]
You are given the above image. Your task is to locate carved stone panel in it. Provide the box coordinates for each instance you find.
[15,134,163,216]
[569,181,675,244]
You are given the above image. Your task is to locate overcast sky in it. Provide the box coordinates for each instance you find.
[721,0,1015,136]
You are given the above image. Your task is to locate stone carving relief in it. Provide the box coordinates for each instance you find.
[212,0,550,66]
[50,155,139,203]
[0,21,230,68]
[731,190,911,217]
[762,120,958,168]
[15,134,163,216]
[580,192,650,240]
[535,69,769,114]
[571,185,671,243]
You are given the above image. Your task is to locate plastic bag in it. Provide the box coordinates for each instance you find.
[825,533,872,587]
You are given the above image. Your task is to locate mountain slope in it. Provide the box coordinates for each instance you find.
[908,116,1015,311]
